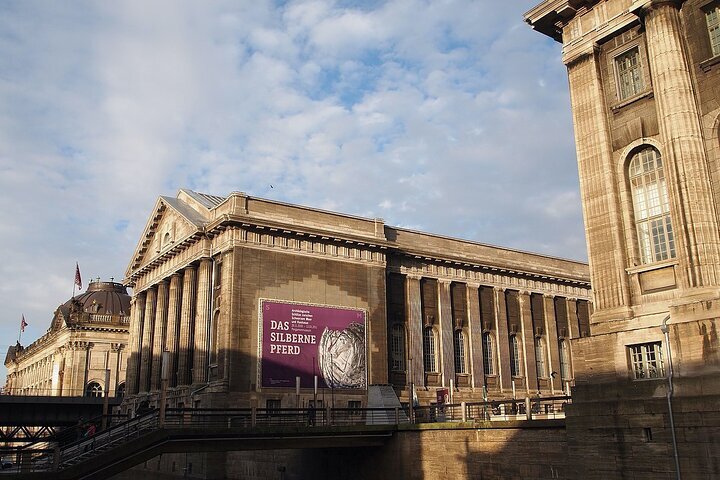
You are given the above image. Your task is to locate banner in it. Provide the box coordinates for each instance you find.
[259,299,367,389]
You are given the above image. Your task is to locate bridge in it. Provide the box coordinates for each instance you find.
[0,395,122,443]
[0,396,569,480]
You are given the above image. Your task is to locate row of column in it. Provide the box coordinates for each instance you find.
[400,275,586,395]
[126,258,213,395]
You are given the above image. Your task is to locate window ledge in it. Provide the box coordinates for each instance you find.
[611,90,654,113]
[700,54,720,73]
[626,259,678,275]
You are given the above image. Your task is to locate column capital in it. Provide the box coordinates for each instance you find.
[493,286,505,293]
[630,0,683,17]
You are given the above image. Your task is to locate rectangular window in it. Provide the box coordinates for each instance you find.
[707,6,720,57]
[615,47,644,100]
[629,342,665,379]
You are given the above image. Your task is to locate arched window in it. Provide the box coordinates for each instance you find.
[85,381,103,398]
[453,330,466,374]
[115,382,126,398]
[629,147,675,264]
[509,335,521,377]
[482,332,495,375]
[423,327,437,373]
[535,337,546,378]
[391,324,406,372]
[559,340,571,380]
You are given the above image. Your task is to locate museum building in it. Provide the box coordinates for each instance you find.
[4,280,130,398]
[525,0,720,477]
[121,188,591,412]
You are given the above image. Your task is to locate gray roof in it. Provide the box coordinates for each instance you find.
[180,189,226,209]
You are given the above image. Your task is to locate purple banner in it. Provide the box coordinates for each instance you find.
[259,299,367,389]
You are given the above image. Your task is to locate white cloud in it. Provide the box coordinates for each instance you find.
[0,0,584,379]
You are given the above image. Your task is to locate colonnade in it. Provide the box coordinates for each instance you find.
[391,273,590,396]
[126,258,214,395]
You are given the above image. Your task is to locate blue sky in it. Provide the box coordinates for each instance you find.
[0,0,583,381]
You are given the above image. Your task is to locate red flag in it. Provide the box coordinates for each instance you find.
[75,263,82,290]
[20,315,28,332]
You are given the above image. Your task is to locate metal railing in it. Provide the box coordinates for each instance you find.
[1,396,569,473]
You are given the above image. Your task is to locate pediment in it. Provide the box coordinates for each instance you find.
[126,195,210,276]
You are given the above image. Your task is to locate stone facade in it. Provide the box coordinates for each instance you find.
[526,0,720,477]
[122,189,591,412]
[4,280,130,397]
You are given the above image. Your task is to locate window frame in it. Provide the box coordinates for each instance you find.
[535,337,546,378]
[482,331,495,376]
[628,342,665,380]
[509,335,522,377]
[453,329,467,374]
[628,146,676,265]
[390,323,406,372]
[85,381,103,398]
[614,46,645,101]
[705,3,720,57]
[423,327,437,373]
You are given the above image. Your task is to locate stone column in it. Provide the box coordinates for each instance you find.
[109,344,122,396]
[494,287,511,392]
[150,280,169,391]
[566,48,631,314]
[438,280,454,387]
[406,275,424,387]
[567,298,579,340]
[519,291,538,393]
[543,294,562,394]
[177,266,197,386]
[126,293,146,395]
[467,284,484,388]
[218,251,234,382]
[640,1,720,288]
[164,273,183,387]
[192,259,212,384]
[139,286,157,393]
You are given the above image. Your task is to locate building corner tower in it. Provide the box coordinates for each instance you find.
[526,0,720,477]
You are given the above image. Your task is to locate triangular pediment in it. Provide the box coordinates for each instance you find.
[125,193,212,277]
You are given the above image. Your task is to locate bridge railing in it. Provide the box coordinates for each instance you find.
[414,396,571,423]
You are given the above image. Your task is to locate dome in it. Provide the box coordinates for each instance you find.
[60,281,131,317]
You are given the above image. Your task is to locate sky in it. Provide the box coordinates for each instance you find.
[0,0,583,381]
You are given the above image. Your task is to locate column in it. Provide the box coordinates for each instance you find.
[177,266,197,386]
[438,280,454,387]
[566,49,631,313]
[494,287,511,392]
[126,293,145,395]
[150,280,169,391]
[467,284,484,388]
[543,294,561,394]
[218,251,234,382]
[139,287,157,393]
[641,1,720,288]
[192,258,212,384]
[519,291,538,393]
[406,275,424,387]
[164,273,183,387]
[567,298,579,339]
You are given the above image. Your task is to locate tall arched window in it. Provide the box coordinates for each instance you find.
[482,332,495,375]
[453,330,466,374]
[423,327,437,373]
[85,381,103,398]
[509,335,521,377]
[629,147,675,264]
[391,323,406,372]
[559,340,571,380]
[535,337,546,378]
